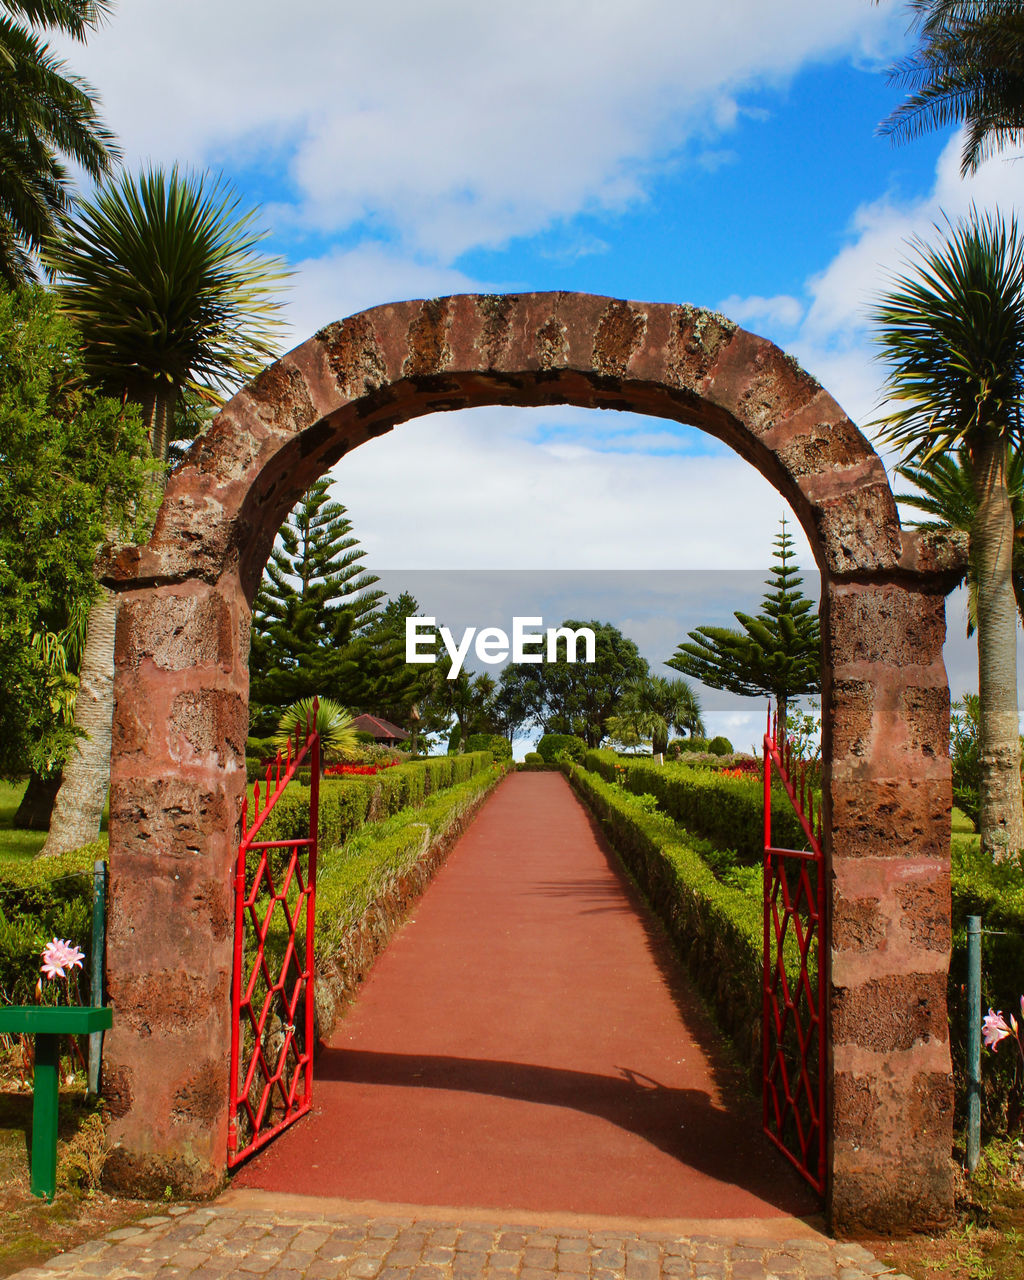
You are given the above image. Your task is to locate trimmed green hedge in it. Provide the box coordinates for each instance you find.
[565,763,765,1072]
[251,752,493,851]
[584,750,807,864]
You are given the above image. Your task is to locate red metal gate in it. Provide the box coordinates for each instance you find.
[763,709,826,1195]
[228,710,320,1167]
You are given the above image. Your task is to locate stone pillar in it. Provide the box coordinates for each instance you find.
[101,575,250,1196]
[823,575,955,1233]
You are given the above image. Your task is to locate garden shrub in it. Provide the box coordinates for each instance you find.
[0,843,103,1005]
[465,733,512,761]
[536,734,586,764]
[564,763,764,1072]
[707,735,734,756]
[583,751,806,863]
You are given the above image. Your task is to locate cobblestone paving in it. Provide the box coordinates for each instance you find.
[10,1202,912,1280]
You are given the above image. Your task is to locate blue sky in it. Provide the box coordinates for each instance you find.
[54,1,1024,745]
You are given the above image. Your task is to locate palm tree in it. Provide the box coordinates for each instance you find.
[878,1,1024,176]
[0,0,118,283]
[274,697,358,773]
[38,167,289,857]
[616,675,704,756]
[873,208,1024,860]
[896,447,1024,631]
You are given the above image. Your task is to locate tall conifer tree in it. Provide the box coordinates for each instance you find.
[667,517,820,732]
[249,480,383,728]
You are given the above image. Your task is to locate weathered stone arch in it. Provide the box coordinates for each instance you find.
[102,292,961,1232]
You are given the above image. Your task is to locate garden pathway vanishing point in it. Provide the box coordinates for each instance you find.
[14,771,906,1280]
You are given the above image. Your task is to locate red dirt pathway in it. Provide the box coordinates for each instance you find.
[235,772,815,1221]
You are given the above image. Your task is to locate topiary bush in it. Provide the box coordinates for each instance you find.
[536,734,586,764]
[464,733,512,761]
[707,735,734,756]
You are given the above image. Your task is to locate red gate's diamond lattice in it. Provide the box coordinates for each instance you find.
[228,715,320,1167]
[763,709,826,1196]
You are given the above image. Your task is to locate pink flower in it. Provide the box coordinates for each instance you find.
[40,938,85,982]
[982,1008,1013,1049]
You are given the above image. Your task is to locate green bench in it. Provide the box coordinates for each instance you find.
[0,1006,112,1201]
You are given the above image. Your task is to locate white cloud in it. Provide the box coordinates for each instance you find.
[281,244,487,350]
[57,0,904,262]
[327,404,813,571]
[714,135,1024,432]
[719,292,804,330]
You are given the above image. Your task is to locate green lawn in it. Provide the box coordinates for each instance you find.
[0,781,43,861]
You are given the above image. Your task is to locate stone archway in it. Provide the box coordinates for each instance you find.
[100,292,962,1232]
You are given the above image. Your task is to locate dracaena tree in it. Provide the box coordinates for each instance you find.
[872,208,1024,860]
[896,446,1024,633]
[38,166,289,857]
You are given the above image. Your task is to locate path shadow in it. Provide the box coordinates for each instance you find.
[316,1047,815,1216]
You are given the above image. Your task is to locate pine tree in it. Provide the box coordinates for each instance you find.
[249,480,383,728]
[351,592,440,733]
[667,516,820,732]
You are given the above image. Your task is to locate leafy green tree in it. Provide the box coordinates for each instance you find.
[536,620,647,748]
[40,168,289,855]
[614,674,705,755]
[0,285,148,812]
[878,1,1024,176]
[493,663,543,747]
[0,0,118,283]
[667,516,820,733]
[873,208,1024,859]
[250,479,384,730]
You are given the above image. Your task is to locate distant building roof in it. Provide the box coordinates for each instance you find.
[351,713,410,742]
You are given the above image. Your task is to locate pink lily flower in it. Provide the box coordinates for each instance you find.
[40,938,85,982]
[982,1008,1012,1049]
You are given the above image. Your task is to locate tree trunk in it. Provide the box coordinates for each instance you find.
[38,586,117,857]
[13,769,63,830]
[972,436,1024,860]
[39,385,174,858]
[777,693,788,740]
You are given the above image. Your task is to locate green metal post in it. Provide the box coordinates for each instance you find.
[30,1033,59,1201]
[87,860,106,1097]
[967,914,982,1174]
